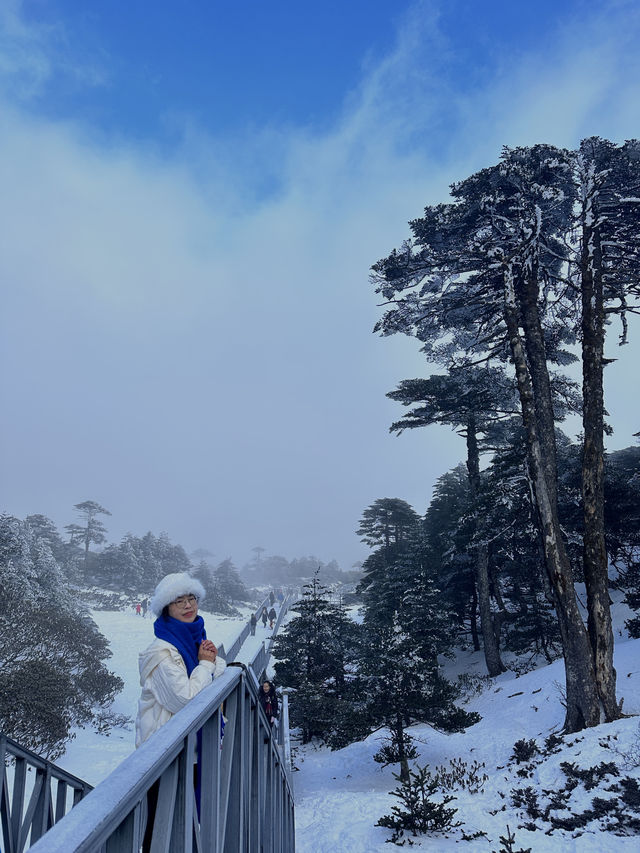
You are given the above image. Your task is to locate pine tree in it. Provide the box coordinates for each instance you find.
[355,541,478,781]
[387,367,521,675]
[0,514,123,758]
[370,142,634,730]
[65,500,111,571]
[273,572,358,742]
[214,558,248,602]
[193,560,237,615]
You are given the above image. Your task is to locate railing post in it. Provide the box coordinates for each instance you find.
[168,731,197,853]
[105,805,142,853]
[222,679,244,853]
[11,756,27,853]
[30,767,52,844]
[199,707,221,852]
[248,695,261,853]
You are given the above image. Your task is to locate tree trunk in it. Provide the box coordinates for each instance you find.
[503,262,600,731]
[395,713,410,783]
[466,419,505,675]
[469,586,480,651]
[580,188,621,721]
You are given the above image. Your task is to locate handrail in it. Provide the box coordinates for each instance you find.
[28,665,295,852]
[1,733,93,853]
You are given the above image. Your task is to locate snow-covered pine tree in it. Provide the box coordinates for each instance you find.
[421,465,477,647]
[193,560,238,615]
[273,571,358,743]
[370,142,624,730]
[387,367,520,675]
[568,138,640,722]
[0,514,123,758]
[356,498,420,626]
[213,558,248,603]
[355,539,478,781]
[64,500,111,577]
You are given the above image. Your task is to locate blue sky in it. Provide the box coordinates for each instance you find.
[1,0,639,570]
[16,1,586,138]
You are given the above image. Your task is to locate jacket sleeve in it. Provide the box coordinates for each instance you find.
[212,656,227,679]
[147,652,217,715]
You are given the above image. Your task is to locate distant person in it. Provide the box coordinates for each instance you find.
[135,572,226,852]
[277,590,284,604]
[261,607,268,628]
[269,590,275,606]
[141,598,148,617]
[268,606,276,629]
[250,612,257,636]
[258,680,278,727]
[135,603,142,616]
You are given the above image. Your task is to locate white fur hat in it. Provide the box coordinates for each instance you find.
[150,572,205,617]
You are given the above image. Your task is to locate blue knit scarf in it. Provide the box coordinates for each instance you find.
[153,614,207,675]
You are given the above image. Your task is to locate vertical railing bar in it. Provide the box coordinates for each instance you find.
[167,734,194,853]
[150,758,179,853]
[222,681,243,853]
[277,766,283,853]
[241,685,250,852]
[105,805,141,853]
[54,780,67,824]
[2,761,16,853]
[10,756,27,851]
[217,688,237,853]
[30,767,52,844]
[263,739,272,853]
[248,699,260,853]
[17,770,45,853]
[258,709,266,852]
[198,707,220,852]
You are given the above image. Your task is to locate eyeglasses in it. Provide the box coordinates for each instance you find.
[173,595,198,607]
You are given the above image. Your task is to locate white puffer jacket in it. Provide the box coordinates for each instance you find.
[135,638,227,747]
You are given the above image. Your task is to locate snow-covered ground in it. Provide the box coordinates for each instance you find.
[57,598,640,851]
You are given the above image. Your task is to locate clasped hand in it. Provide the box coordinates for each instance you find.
[198,639,217,662]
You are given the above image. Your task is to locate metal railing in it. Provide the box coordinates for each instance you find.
[5,591,299,853]
[27,665,294,853]
[1,734,93,853]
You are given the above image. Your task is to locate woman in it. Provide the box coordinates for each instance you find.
[258,680,278,726]
[135,572,226,849]
[135,571,226,747]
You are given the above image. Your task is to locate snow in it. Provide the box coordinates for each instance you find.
[55,599,640,851]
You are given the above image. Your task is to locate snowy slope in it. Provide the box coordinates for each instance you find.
[292,598,640,853]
